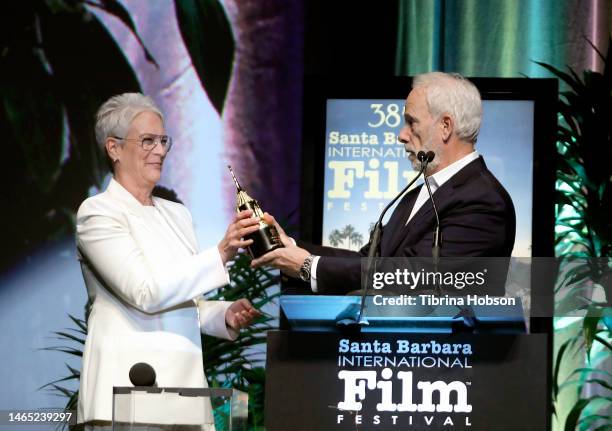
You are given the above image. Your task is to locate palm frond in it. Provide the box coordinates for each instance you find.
[538,35,612,430]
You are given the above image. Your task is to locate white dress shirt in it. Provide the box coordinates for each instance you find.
[406,150,480,224]
[310,151,480,292]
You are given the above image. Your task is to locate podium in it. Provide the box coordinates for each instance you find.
[113,387,248,430]
[280,294,527,333]
[265,295,548,431]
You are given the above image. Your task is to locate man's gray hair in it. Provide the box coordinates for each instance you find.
[412,72,482,143]
[95,93,163,150]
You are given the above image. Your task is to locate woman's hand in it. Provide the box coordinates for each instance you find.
[225,298,262,330]
[218,210,260,265]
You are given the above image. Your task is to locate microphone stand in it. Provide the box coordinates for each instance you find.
[421,151,442,296]
[422,151,476,330]
[342,152,430,327]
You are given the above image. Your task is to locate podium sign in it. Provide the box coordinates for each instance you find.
[265,330,547,431]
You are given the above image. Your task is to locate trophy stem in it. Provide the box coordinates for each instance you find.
[227,165,243,191]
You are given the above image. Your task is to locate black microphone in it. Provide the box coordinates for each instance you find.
[368,152,429,258]
[421,151,443,295]
[422,151,441,263]
[422,152,476,329]
[129,362,156,387]
[342,151,431,326]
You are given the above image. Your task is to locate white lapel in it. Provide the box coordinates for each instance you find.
[105,178,198,255]
[106,178,147,219]
[152,198,199,255]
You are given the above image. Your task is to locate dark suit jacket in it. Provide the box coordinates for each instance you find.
[298,156,516,295]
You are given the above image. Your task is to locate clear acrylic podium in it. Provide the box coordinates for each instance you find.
[113,387,248,430]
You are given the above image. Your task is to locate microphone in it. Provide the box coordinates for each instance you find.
[340,151,432,327]
[129,362,157,387]
[368,151,431,258]
[421,151,443,295]
[421,151,441,263]
[368,153,429,257]
[422,152,476,329]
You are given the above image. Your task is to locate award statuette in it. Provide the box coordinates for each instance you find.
[228,166,283,258]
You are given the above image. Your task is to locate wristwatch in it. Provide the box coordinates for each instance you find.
[299,254,315,282]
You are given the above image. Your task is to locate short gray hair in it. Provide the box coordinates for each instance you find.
[412,72,482,143]
[95,93,163,151]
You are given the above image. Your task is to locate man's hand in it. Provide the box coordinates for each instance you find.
[251,245,310,278]
[262,213,294,247]
[225,298,262,331]
[218,210,260,265]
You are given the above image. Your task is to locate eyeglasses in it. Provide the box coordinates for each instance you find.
[113,134,173,152]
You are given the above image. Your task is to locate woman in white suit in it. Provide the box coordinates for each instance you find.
[76,93,261,429]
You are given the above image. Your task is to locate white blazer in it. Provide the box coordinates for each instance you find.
[76,178,236,424]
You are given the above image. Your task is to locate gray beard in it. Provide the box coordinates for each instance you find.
[409,149,439,173]
[412,159,439,174]
[406,130,440,173]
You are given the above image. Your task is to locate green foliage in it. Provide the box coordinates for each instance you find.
[0,0,237,271]
[39,312,88,430]
[536,43,612,261]
[0,0,150,270]
[174,0,235,115]
[537,37,612,430]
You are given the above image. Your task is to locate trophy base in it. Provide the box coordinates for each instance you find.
[246,225,283,259]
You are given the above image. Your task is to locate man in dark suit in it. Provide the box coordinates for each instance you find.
[252,72,515,295]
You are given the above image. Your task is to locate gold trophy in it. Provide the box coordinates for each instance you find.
[228,166,283,258]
